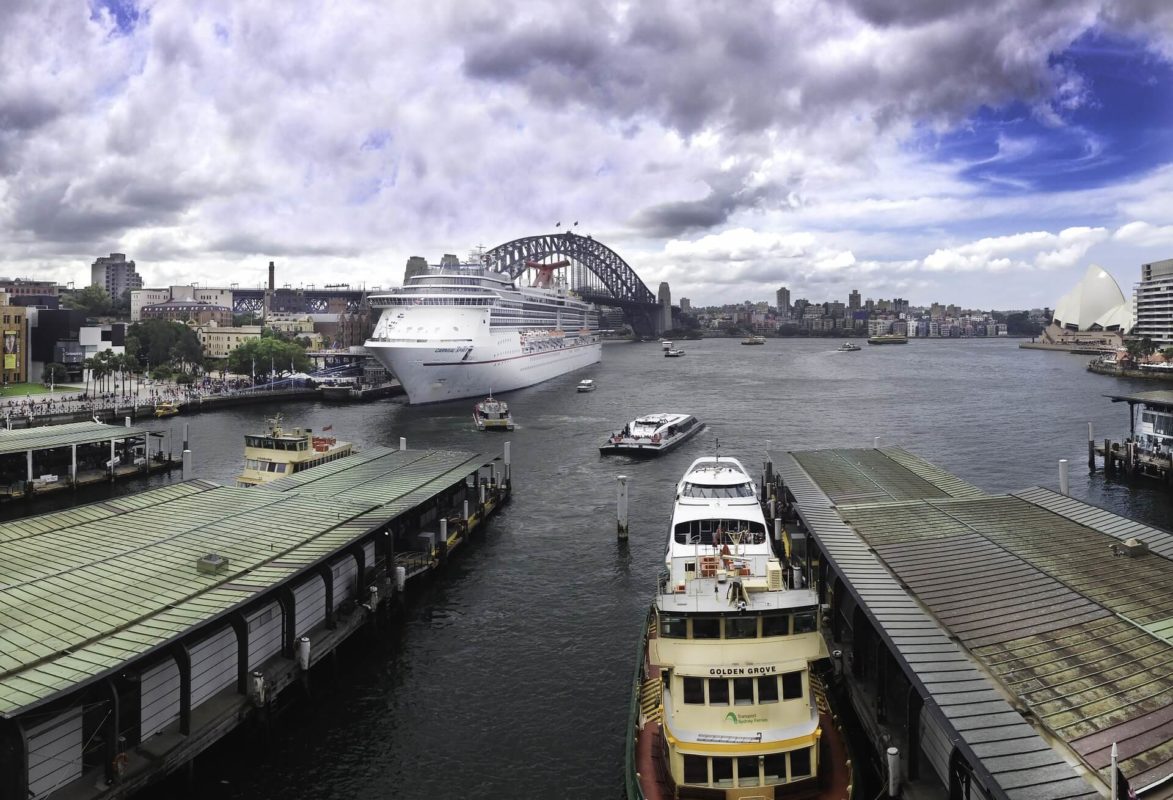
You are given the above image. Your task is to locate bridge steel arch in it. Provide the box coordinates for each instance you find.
[483,232,664,336]
[483,232,656,306]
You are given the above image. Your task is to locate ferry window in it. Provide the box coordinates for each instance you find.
[737,756,760,787]
[725,616,757,639]
[683,677,705,704]
[789,747,812,779]
[763,752,786,784]
[1143,412,1155,423]
[708,678,729,705]
[712,757,733,787]
[794,611,817,633]
[733,678,754,705]
[692,618,721,639]
[660,615,687,639]
[762,614,790,637]
[758,676,779,703]
[683,755,707,784]
[782,671,803,700]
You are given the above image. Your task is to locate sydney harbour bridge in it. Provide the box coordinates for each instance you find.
[232,231,673,337]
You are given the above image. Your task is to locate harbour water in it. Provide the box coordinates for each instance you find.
[58,338,1170,798]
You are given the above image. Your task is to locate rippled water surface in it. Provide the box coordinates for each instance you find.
[103,338,1169,799]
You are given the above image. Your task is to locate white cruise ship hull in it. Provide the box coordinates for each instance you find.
[367,335,601,404]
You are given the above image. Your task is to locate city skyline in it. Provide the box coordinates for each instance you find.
[3,2,1173,308]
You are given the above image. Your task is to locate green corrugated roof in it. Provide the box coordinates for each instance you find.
[0,446,497,719]
[0,481,386,717]
[790,447,985,505]
[0,421,155,456]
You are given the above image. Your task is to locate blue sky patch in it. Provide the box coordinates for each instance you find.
[89,0,140,34]
[922,32,1173,194]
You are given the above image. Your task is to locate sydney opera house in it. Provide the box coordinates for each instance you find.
[1039,264,1133,348]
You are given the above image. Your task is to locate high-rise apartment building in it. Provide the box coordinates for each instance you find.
[91,253,143,300]
[848,289,860,310]
[1134,257,1173,346]
[776,286,790,318]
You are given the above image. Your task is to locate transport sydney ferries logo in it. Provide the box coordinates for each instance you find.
[724,711,767,725]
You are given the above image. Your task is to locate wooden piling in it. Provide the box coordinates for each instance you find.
[617,475,629,540]
[1087,422,1095,473]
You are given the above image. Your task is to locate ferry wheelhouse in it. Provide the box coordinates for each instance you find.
[601,413,703,456]
[365,257,601,404]
[629,456,851,799]
[235,416,354,487]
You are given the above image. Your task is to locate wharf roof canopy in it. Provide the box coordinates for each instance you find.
[0,421,154,456]
[773,445,1173,796]
[1052,264,1132,332]
[0,446,493,719]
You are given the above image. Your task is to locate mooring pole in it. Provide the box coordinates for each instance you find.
[617,475,629,540]
[503,441,511,486]
[1087,422,1095,472]
[873,436,881,448]
[1059,458,1070,496]
[399,436,407,451]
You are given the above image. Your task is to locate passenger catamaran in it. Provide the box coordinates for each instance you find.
[628,455,852,799]
[365,256,601,404]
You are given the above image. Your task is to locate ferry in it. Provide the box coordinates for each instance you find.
[627,456,852,799]
[600,413,702,455]
[473,394,515,431]
[836,342,861,352]
[365,253,600,404]
[661,340,673,351]
[577,379,597,393]
[866,334,907,345]
[741,335,766,345]
[235,416,354,487]
[154,401,181,418]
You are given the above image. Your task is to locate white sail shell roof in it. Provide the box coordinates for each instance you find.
[1053,264,1132,331]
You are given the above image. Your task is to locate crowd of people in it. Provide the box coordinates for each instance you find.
[4,376,313,424]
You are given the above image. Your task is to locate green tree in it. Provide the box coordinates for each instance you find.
[63,285,114,316]
[1162,347,1173,362]
[1141,336,1157,356]
[227,337,311,381]
[127,320,203,370]
[41,363,69,386]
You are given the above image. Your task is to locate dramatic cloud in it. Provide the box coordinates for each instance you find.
[0,0,1172,310]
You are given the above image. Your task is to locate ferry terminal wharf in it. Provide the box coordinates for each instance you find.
[1092,389,1173,483]
[763,446,1173,799]
[0,421,181,501]
[0,442,511,800]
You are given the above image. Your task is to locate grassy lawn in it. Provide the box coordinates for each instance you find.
[0,383,82,397]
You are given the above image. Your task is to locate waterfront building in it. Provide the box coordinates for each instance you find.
[131,286,234,321]
[679,297,691,313]
[195,322,263,359]
[775,286,790,318]
[1,303,29,385]
[1134,257,1173,347]
[848,288,860,310]
[91,253,143,300]
[1038,264,1131,349]
[141,299,233,327]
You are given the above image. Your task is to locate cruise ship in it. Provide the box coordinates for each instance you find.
[627,456,852,799]
[365,258,601,404]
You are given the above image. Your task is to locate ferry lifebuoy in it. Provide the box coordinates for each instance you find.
[112,752,129,777]
[651,434,661,444]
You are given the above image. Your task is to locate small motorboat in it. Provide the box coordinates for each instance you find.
[837,342,861,352]
[473,394,515,431]
[577,379,596,393]
[664,347,686,358]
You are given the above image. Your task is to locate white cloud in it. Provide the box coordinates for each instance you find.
[0,0,1171,312]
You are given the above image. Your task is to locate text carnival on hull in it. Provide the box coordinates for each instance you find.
[364,259,601,404]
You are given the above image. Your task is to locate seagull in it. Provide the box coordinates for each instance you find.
[555,222,561,227]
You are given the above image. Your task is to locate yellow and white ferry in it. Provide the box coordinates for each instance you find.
[235,415,354,487]
[628,455,851,799]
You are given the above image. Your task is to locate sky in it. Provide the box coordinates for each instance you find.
[3,1,1173,309]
